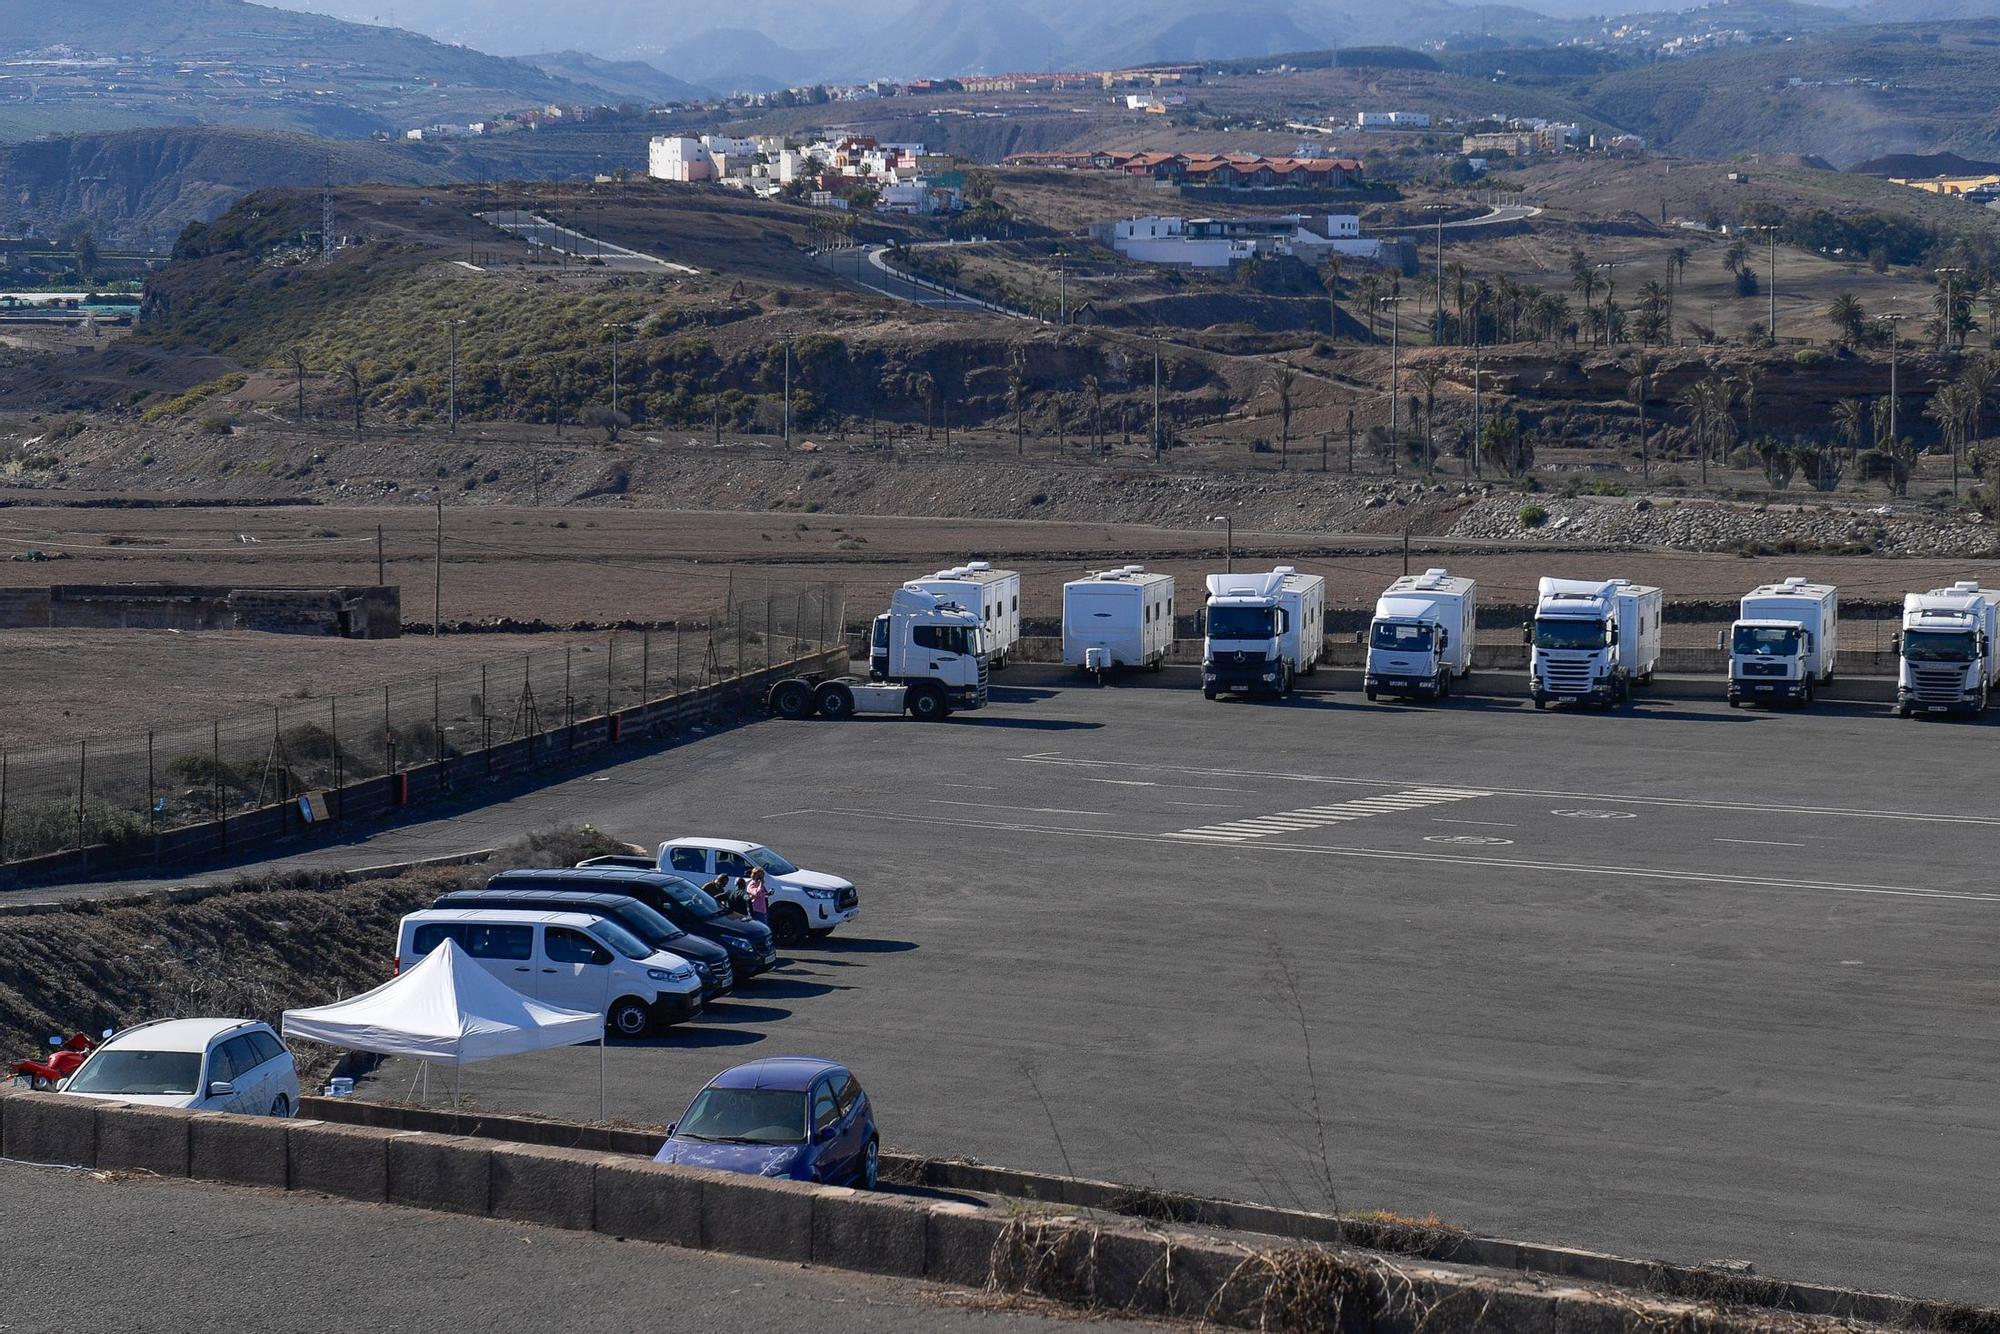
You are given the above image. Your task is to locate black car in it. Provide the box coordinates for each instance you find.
[535,865,779,979]
[436,882,738,997]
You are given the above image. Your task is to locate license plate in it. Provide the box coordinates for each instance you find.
[1558,695,1578,703]
[1388,679,1410,687]
[1755,685,1773,693]
[1928,705,1948,713]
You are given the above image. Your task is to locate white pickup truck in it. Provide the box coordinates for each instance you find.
[658,837,860,947]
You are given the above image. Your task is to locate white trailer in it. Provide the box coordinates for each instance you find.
[1723,576,1838,708]
[906,562,1022,666]
[1528,577,1662,709]
[1362,568,1476,702]
[1063,565,1176,679]
[1200,566,1325,698]
[1895,581,2000,717]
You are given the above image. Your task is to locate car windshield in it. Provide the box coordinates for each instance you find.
[743,847,798,875]
[660,879,723,917]
[591,919,652,960]
[1208,606,1275,639]
[1534,618,1608,650]
[676,1086,807,1144]
[1904,629,1976,662]
[1371,621,1433,651]
[66,1048,203,1096]
[1734,626,1800,654]
[610,900,684,943]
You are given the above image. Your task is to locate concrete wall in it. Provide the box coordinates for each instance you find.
[0,584,402,638]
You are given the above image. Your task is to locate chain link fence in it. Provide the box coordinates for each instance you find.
[0,583,845,863]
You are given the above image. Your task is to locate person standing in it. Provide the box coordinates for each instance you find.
[745,867,770,924]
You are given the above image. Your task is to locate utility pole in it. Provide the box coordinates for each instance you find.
[1151,337,1163,460]
[376,524,384,585]
[445,318,461,434]
[1768,229,1777,340]
[784,339,793,447]
[433,497,443,640]
[1208,515,1233,574]
[1380,296,1403,474]
[1346,405,1355,474]
[1058,259,1067,325]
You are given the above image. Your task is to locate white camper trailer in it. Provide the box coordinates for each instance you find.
[1063,566,1176,679]
[906,562,1022,666]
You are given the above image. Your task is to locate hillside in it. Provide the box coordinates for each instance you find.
[522,52,710,104]
[0,0,615,143]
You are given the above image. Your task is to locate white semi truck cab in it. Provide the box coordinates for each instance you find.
[1201,566,1325,699]
[766,586,987,722]
[1723,576,1838,708]
[1363,568,1476,703]
[1894,582,1999,717]
[1528,577,1663,710]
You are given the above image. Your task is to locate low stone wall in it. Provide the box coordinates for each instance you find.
[0,583,403,638]
[4,1089,1978,1334]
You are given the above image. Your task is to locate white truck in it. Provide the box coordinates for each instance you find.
[1063,566,1176,680]
[906,562,1022,667]
[1722,576,1838,708]
[1527,577,1662,710]
[765,585,987,722]
[1362,568,1476,703]
[1894,581,1999,717]
[1201,566,1325,699]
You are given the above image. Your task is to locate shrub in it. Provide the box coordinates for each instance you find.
[1518,504,1549,528]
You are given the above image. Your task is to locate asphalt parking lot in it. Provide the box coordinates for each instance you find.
[0,1162,1148,1334]
[123,670,2000,1301]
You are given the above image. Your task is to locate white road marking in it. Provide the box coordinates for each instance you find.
[818,807,2000,904]
[1082,779,1159,787]
[1714,838,1808,848]
[935,782,1000,791]
[1433,819,1519,828]
[1174,788,1489,842]
[928,800,1112,817]
[1012,755,2000,828]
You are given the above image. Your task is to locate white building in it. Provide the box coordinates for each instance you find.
[1356,111,1430,129]
[701,134,759,159]
[648,135,714,182]
[1104,214,1385,269]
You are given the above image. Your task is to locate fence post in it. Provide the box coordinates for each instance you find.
[213,721,225,850]
[330,697,342,813]
[76,740,86,852]
[767,595,774,674]
[675,623,684,696]
[565,646,574,748]
[433,675,442,766]
[482,664,492,777]
[147,730,156,838]
[1,747,8,860]
[384,684,394,775]
[642,629,651,706]
[607,630,616,715]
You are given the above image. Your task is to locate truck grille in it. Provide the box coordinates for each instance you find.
[1912,666,1968,702]
[713,961,734,990]
[837,887,858,911]
[1542,659,1595,692]
[978,655,990,689]
[1740,659,1788,678]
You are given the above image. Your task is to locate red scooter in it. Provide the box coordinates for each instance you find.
[10,1033,97,1090]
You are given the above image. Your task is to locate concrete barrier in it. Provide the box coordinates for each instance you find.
[592,1158,705,1247]
[386,1132,492,1216]
[700,1169,817,1262]
[286,1118,394,1201]
[190,1112,290,1187]
[1,1088,99,1166]
[811,1187,931,1279]
[490,1142,601,1231]
[93,1102,193,1177]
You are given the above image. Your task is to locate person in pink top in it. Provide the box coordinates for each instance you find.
[745,867,770,923]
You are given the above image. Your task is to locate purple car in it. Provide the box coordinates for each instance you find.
[655,1057,879,1189]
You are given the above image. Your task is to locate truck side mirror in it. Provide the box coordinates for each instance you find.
[1891,634,1902,654]
[1438,629,1450,649]
[1715,630,1725,651]
[1520,624,1531,646]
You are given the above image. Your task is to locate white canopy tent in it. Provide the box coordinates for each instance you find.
[282,940,607,1112]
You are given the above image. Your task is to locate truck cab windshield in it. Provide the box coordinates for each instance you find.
[1208,606,1276,640]
[1903,629,1976,662]
[1733,626,1800,655]
[1534,618,1608,651]
[913,624,980,657]
[1371,621,1433,652]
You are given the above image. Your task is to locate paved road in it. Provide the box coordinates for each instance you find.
[40,676,2000,1302]
[1,1160,1146,1333]
[816,245,1018,316]
[1377,204,1544,232]
[477,210,698,274]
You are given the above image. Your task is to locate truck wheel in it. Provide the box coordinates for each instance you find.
[1533,697,1547,711]
[770,680,815,720]
[814,681,855,720]
[1897,703,1912,719]
[907,686,948,721]
[769,904,810,947]
[1203,687,1217,700]
[1364,688,1377,702]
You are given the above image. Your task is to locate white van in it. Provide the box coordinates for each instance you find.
[395,909,704,1038]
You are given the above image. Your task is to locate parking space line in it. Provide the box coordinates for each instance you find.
[928,800,1113,817]
[1013,755,2000,828]
[1173,788,1487,842]
[1714,838,1808,847]
[817,806,2000,905]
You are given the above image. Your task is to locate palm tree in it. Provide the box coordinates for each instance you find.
[1007,349,1029,455]
[1269,361,1298,468]
[1571,265,1602,344]
[1733,365,1763,442]
[1322,258,1341,337]
[1637,280,1670,345]
[1723,239,1749,276]
[918,371,936,440]
[1627,352,1656,480]
[340,359,364,439]
[1827,292,1867,348]
[1356,272,1383,338]
[284,347,309,421]
[1957,355,1996,442]
[1926,380,1973,495]
[1668,245,1691,322]
[1412,362,1444,474]
[1081,373,1102,452]
[1832,396,1869,463]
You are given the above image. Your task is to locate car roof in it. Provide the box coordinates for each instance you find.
[446,888,639,911]
[706,1057,846,1092]
[660,837,760,854]
[493,867,687,889]
[405,908,606,929]
[105,1017,262,1052]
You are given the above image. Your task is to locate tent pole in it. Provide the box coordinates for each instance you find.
[454,1064,462,1129]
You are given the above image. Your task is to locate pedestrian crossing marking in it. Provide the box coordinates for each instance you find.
[1168,787,1492,843]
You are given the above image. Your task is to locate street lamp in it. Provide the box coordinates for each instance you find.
[1208,514,1233,573]
[1742,225,1778,341]
[1877,310,1907,445]
[1423,203,1451,337]
[601,322,630,421]
[1379,294,1408,474]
